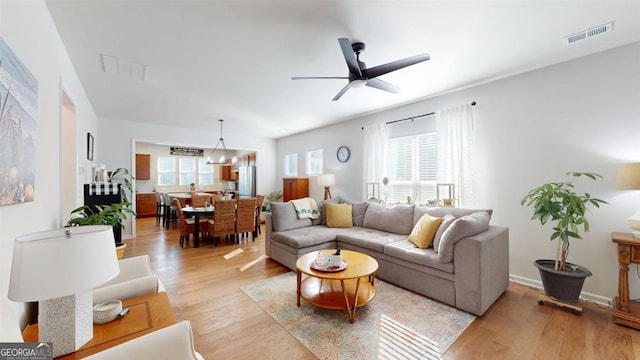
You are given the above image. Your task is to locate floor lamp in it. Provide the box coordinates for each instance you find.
[617,163,640,238]
[8,225,119,357]
[318,174,335,201]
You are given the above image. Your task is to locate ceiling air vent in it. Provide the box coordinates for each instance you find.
[563,22,613,45]
[101,54,148,82]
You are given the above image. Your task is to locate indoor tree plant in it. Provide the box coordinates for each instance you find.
[520,172,608,303]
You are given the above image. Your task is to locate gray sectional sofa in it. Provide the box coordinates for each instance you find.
[265,198,509,316]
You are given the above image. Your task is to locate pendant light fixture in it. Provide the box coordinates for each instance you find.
[206,119,231,165]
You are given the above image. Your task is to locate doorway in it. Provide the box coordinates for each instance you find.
[60,86,77,225]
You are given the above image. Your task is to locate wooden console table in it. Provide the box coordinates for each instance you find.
[612,232,640,329]
[23,292,176,359]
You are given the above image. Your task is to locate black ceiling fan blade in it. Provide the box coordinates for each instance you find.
[365,53,430,79]
[338,38,362,77]
[365,78,401,94]
[332,83,351,101]
[291,76,349,80]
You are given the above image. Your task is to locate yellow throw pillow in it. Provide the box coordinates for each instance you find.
[325,203,353,228]
[408,214,444,249]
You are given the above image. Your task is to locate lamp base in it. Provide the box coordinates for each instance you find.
[628,210,640,239]
[38,290,93,357]
[324,187,331,201]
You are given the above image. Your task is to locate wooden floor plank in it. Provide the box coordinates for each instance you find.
[129,217,640,359]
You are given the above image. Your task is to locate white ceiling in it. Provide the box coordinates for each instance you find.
[44,1,640,139]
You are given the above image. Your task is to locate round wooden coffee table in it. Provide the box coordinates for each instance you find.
[296,249,379,323]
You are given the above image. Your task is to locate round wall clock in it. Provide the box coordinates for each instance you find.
[337,146,351,163]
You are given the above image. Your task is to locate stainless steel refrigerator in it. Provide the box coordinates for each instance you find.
[237,166,256,198]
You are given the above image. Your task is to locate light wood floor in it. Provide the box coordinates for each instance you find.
[129,217,640,359]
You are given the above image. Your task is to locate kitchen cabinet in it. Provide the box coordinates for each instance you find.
[221,165,233,180]
[136,154,151,180]
[283,178,308,202]
[136,193,156,218]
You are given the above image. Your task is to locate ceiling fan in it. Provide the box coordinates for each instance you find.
[292,38,430,101]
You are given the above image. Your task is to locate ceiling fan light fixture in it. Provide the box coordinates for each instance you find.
[350,79,366,88]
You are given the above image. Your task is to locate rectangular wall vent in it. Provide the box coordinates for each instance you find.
[563,22,613,45]
[101,54,148,82]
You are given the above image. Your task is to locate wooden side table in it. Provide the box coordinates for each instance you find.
[23,292,176,359]
[612,232,640,329]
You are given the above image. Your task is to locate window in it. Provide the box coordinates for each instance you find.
[385,133,437,204]
[284,153,297,177]
[199,159,214,185]
[157,157,176,185]
[157,157,213,187]
[179,158,196,185]
[306,149,323,175]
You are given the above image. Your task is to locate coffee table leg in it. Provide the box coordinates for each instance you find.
[341,278,361,323]
[296,270,302,307]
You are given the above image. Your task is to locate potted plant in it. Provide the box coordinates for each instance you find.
[67,202,136,248]
[262,190,283,213]
[106,167,134,202]
[520,172,608,303]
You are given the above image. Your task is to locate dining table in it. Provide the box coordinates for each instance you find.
[168,192,211,206]
[181,205,214,247]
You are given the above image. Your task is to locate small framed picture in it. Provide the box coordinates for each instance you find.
[87,132,94,161]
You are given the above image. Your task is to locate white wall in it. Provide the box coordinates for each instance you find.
[277,41,640,302]
[0,1,100,331]
[98,118,278,236]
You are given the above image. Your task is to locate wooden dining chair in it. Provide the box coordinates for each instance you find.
[174,198,208,247]
[174,198,195,248]
[191,193,211,208]
[236,197,257,242]
[206,199,237,246]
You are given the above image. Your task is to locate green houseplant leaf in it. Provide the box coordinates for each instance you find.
[107,167,134,203]
[520,172,608,272]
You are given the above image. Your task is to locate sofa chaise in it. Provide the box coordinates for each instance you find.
[265,198,509,316]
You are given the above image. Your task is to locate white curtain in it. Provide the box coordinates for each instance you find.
[362,123,386,200]
[436,104,475,207]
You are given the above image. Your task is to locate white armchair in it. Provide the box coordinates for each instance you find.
[1,300,203,360]
[1,255,203,359]
[93,254,165,304]
[84,320,204,360]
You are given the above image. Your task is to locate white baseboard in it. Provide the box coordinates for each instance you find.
[509,273,613,307]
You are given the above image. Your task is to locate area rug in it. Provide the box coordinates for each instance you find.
[240,272,475,360]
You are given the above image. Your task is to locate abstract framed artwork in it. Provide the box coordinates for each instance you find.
[0,37,38,206]
[87,132,94,161]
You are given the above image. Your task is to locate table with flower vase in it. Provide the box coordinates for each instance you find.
[296,249,378,323]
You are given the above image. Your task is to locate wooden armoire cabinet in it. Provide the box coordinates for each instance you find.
[283,178,309,202]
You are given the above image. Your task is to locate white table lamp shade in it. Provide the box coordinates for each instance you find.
[617,163,640,237]
[8,225,120,302]
[317,174,335,187]
[617,163,640,190]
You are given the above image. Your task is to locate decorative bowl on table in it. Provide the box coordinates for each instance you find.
[311,256,348,272]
